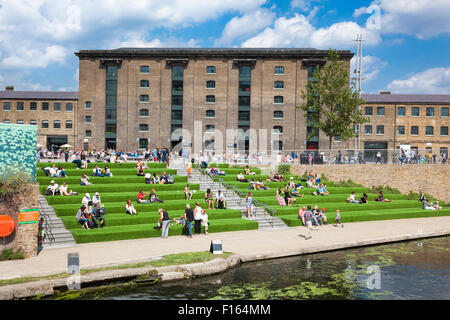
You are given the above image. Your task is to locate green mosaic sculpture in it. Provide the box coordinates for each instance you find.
[0,123,37,182]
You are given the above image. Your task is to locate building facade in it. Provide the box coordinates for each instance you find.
[0,87,78,150]
[75,48,353,153]
[360,93,450,160]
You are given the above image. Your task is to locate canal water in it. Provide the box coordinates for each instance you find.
[66,236,450,300]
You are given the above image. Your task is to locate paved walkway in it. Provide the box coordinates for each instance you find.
[1,216,449,280]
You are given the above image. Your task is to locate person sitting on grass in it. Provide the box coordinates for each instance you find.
[215,190,226,209]
[274,172,286,182]
[346,191,360,204]
[245,166,256,175]
[160,172,169,184]
[137,166,145,176]
[136,160,148,170]
[145,173,151,184]
[276,188,287,206]
[149,189,164,203]
[59,181,73,196]
[184,184,193,200]
[306,177,318,188]
[248,178,257,190]
[237,172,248,183]
[137,190,150,204]
[57,165,67,178]
[256,178,269,190]
[80,174,92,186]
[171,215,185,226]
[125,199,138,215]
[266,173,275,182]
[104,165,113,177]
[76,205,90,230]
[204,188,214,209]
[284,185,296,206]
[215,165,225,176]
[152,173,160,184]
[335,209,343,228]
[92,165,103,177]
[360,193,369,204]
[375,191,393,202]
[317,184,329,196]
[298,206,306,225]
[46,180,59,196]
[291,185,304,197]
[49,164,58,178]
[90,205,105,228]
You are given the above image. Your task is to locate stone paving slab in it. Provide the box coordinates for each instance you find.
[0,216,449,281]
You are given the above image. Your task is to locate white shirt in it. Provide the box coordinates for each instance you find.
[194,207,203,220]
[48,183,58,191]
[82,196,90,206]
[350,194,356,201]
[201,213,208,225]
[59,185,68,194]
[49,167,57,175]
[216,192,225,200]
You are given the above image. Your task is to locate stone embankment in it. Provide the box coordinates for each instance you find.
[0,255,241,300]
[291,164,450,203]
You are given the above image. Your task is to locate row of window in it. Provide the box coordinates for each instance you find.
[202,125,284,133]
[364,125,448,136]
[203,110,284,119]
[3,102,74,112]
[138,95,286,104]
[2,119,73,129]
[365,106,449,117]
[139,65,286,75]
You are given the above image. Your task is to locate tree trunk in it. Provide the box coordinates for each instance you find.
[329,136,332,151]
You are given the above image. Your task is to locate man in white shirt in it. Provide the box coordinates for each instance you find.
[46,180,59,196]
[92,192,102,209]
[215,190,226,209]
[49,165,58,177]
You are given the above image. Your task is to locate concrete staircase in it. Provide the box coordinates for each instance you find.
[170,161,287,230]
[38,195,77,249]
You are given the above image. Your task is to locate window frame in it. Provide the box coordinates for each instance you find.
[85,101,92,109]
[65,102,73,112]
[205,110,215,118]
[410,126,419,136]
[274,66,284,75]
[85,130,92,138]
[3,102,11,111]
[364,125,372,135]
[274,96,284,104]
[16,102,25,111]
[206,66,216,74]
[440,126,448,136]
[273,125,283,134]
[426,107,435,117]
[273,110,284,119]
[41,120,49,129]
[85,115,92,124]
[397,106,406,117]
[206,95,216,104]
[139,109,149,117]
[65,120,73,130]
[411,107,419,117]
[53,102,61,112]
[274,81,285,89]
[397,125,405,135]
[206,80,216,89]
[53,120,61,129]
[139,124,149,132]
[441,107,449,117]
[426,126,434,136]
[140,79,150,88]
[30,102,37,111]
[376,106,385,116]
[140,65,150,74]
[139,94,149,103]
[376,125,384,135]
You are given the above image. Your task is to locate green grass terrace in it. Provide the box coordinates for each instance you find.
[38,162,257,243]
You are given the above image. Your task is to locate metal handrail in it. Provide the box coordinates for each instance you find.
[194,163,278,224]
[38,199,55,243]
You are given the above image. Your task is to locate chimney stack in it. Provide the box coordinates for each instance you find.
[5,86,14,91]
[380,91,391,95]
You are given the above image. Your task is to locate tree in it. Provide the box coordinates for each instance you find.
[298,49,368,150]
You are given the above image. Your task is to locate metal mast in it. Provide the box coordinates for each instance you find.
[353,34,365,155]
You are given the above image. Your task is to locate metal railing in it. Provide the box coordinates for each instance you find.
[38,200,55,244]
[193,163,278,225]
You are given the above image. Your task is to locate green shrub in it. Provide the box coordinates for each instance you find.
[0,248,25,261]
[369,185,401,195]
[277,165,291,176]
[0,170,33,201]
[333,179,364,188]
[406,191,437,202]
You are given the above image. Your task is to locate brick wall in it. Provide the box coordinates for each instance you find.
[291,164,450,203]
[0,183,40,258]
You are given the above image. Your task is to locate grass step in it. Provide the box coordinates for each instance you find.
[68,218,258,243]
[279,208,450,226]
[60,209,243,229]
[37,175,187,184]
[37,162,167,169]
[37,168,177,177]
[39,182,200,195]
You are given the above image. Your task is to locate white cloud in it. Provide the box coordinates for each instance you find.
[241,14,315,48]
[290,0,321,12]
[387,66,450,94]
[241,14,381,49]
[0,45,68,68]
[350,55,387,82]
[216,9,275,45]
[356,0,450,38]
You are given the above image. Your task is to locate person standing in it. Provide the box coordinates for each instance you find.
[158,208,170,238]
[184,204,194,238]
[245,192,253,218]
[335,209,343,228]
[304,205,313,240]
[193,203,203,235]
[376,151,382,164]
[201,209,209,235]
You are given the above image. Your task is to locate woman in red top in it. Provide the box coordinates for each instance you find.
[136,190,150,203]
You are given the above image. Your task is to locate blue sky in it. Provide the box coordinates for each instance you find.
[0,0,449,94]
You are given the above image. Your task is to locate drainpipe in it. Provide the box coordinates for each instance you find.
[393,103,397,163]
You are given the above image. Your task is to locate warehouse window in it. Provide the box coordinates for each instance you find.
[274,66,284,75]
[140,65,150,73]
[274,96,284,104]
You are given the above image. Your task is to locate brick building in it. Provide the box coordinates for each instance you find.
[0,87,78,150]
[74,48,353,153]
[360,93,450,160]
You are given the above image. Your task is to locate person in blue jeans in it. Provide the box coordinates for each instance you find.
[184,204,194,238]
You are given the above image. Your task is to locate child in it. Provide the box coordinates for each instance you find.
[172,215,185,226]
[335,209,343,228]
[320,208,328,225]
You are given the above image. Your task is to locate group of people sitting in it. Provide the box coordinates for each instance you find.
[420,192,442,210]
[42,164,67,178]
[45,180,78,196]
[76,192,106,229]
[203,188,227,209]
[136,189,164,204]
[91,165,113,177]
[205,165,226,176]
[346,191,392,204]
[298,205,329,228]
